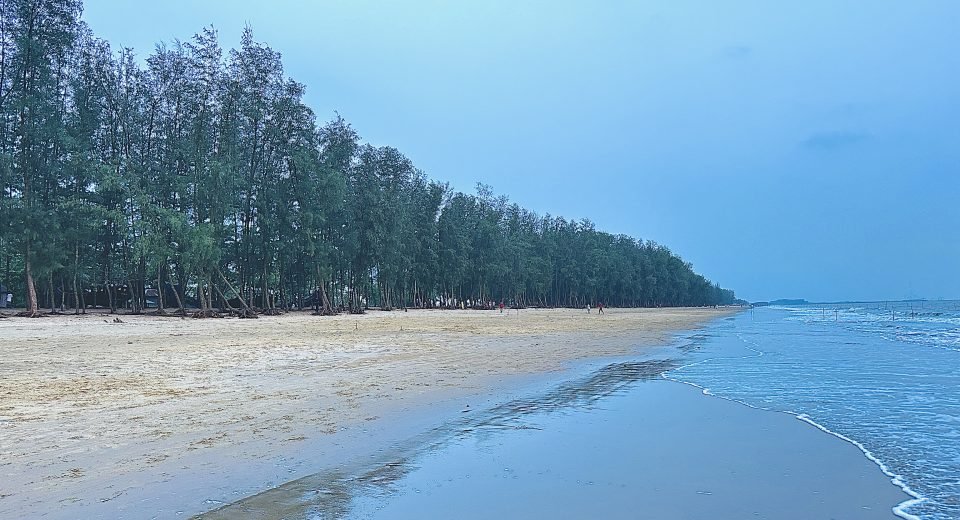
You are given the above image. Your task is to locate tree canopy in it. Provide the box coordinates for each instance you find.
[0,1,735,316]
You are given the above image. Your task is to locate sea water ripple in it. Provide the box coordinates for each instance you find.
[666,302,960,520]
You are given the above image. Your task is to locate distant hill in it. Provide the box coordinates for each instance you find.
[752,299,809,307]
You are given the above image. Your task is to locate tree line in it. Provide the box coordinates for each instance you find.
[0,0,735,317]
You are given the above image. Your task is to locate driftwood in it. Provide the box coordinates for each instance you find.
[232,308,259,319]
[147,307,199,317]
[191,309,223,319]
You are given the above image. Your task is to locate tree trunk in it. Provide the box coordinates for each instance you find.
[107,280,115,313]
[71,244,80,313]
[169,268,185,315]
[320,284,334,315]
[24,251,39,317]
[262,264,269,310]
[217,268,253,312]
[157,262,165,311]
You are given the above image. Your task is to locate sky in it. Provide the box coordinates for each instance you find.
[82,1,959,302]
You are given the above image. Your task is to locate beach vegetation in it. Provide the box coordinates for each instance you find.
[0,1,735,315]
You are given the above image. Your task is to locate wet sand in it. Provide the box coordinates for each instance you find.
[0,307,730,519]
[343,379,910,519]
[202,359,909,520]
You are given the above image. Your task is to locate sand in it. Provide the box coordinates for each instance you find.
[284,380,910,520]
[0,307,731,519]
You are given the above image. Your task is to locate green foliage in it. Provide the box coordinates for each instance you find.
[0,5,735,312]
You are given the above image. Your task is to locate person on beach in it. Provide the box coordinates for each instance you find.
[586,304,590,313]
[598,303,604,314]
[499,301,504,313]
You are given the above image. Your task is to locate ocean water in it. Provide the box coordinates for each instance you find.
[666,302,960,520]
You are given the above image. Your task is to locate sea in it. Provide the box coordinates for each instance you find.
[666,301,960,520]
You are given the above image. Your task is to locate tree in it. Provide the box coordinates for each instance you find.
[2,0,82,316]
[0,7,736,317]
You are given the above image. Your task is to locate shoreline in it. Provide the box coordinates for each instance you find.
[664,367,924,520]
[0,307,735,519]
[205,333,910,519]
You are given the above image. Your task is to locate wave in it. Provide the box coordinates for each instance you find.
[793,414,925,520]
[662,332,927,520]
[776,304,960,356]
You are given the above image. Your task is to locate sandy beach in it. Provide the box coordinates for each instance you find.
[0,307,731,519]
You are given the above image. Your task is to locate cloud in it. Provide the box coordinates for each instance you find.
[801,131,869,150]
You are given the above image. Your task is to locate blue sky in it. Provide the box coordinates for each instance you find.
[83,1,959,302]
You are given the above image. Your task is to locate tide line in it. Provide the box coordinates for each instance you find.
[662,332,926,520]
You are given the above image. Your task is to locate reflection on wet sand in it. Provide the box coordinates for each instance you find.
[197,359,678,519]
